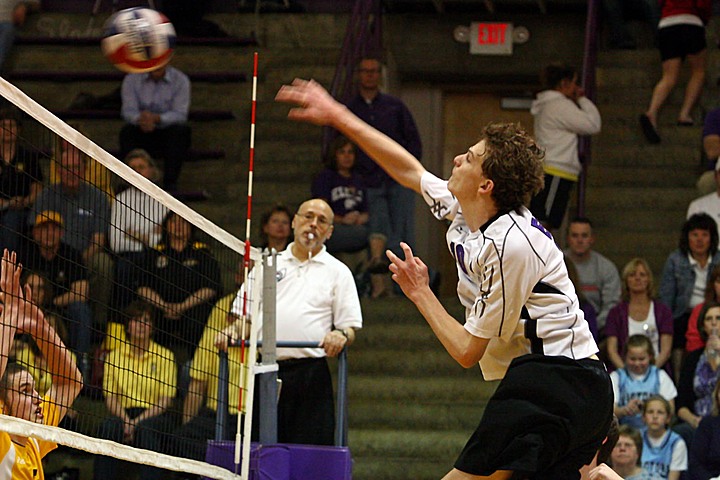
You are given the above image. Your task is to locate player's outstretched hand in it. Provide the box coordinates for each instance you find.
[275,79,345,127]
[0,249,43,335]
[386,242,430,303]
[588,463,623,480]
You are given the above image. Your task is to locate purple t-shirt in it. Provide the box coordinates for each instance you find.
[311,169,368,217]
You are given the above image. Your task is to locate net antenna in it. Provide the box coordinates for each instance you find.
[236,51,260,479]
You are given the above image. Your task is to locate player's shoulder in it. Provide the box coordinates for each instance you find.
[486,208,552,251]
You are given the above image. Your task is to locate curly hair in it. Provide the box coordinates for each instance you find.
[478,122,545,211]
[680,213,719,254]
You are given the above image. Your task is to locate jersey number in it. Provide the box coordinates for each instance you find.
[449,242,469,275]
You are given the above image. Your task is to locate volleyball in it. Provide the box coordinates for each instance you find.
[101,7,176,74]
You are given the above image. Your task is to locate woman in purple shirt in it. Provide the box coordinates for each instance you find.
[312,136,388,296]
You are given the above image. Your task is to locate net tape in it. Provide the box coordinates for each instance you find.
[0,414,240,480]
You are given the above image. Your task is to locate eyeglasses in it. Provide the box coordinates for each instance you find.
[358,68,380,73]
[295,212,331,228]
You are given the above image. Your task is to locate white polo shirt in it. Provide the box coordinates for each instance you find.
[232,244,362,360]
[420,171,598,380]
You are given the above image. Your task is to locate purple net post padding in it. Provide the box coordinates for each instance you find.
[204,441,352,480]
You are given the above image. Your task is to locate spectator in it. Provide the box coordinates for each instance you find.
[564,217,622,334]
[695,108,720,196]
[31,142,113,332]
[0,249,83,478]
[18,211,93,381]
[659,213,720,380]
[639,0,711,144]
[610,334,677,430]
[224,199,363,446]
[608,426,652,480]
[312,136,371,255]
[0,107,42,255]
[675,301,720,447]
[529,64,602,234]
[687,158,720,237]
[137,211,221,360]
[171,261,246,461]
[109,149,168,314]
[565,256,600,341]
[686,264,720,353]
[49,130,113,197]
[342,56,422,258]
[605,258,673,374]
[93,301,177,480]
[258,203,292,252]
[0,0,39,72]
[640,396,687,480]
[687,381,720,480]
[311,136,389,297]
[119,64,191,193]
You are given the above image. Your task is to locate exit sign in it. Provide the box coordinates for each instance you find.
[470,22,513,55]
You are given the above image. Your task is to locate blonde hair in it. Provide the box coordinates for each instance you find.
[621,258,654,301]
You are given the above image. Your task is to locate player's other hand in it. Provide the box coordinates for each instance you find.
[386,242,430,303]
[275,79,345,127]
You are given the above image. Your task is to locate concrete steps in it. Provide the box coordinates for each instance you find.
[585,44,713,279]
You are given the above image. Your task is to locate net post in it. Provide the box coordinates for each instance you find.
[258,248,278,444]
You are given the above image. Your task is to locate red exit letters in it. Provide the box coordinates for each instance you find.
[477,23,507,45]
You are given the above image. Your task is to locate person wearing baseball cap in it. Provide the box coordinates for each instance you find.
[18,209,93,381]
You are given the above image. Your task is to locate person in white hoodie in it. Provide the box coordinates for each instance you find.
[529,64,602,236]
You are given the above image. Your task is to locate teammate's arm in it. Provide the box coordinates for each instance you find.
[276,79,426,193]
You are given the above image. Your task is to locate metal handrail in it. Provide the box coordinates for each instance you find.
[216,342,349,447]
[576,0,600,217]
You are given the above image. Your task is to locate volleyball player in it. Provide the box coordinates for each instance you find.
[0,249,83,479]
[276,79,613,480]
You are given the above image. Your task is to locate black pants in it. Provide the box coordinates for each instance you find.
[119,123,191,190]
[93,408,177,480]
[276,357,335,446]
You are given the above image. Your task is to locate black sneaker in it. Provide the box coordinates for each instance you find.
[639,114,661,144]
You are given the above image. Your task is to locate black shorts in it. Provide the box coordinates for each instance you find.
[529,174,574,229]
[454,354,613,480]
[658,24,706,62]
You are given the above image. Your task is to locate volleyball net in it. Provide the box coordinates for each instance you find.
[0,76,263,479]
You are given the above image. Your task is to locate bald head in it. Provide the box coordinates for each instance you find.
[291,198,335,259]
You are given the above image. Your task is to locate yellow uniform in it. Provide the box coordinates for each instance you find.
[189,293,247,414]
[0,398,60,480]
[103,341,177,408]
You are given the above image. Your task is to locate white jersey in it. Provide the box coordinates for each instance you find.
[421,171,598,380]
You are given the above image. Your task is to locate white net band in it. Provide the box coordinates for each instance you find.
[0,414,240,480]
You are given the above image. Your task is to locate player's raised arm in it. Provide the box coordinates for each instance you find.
[0,249,82,419]
[0,250,20,380]
[275,78,426,193]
